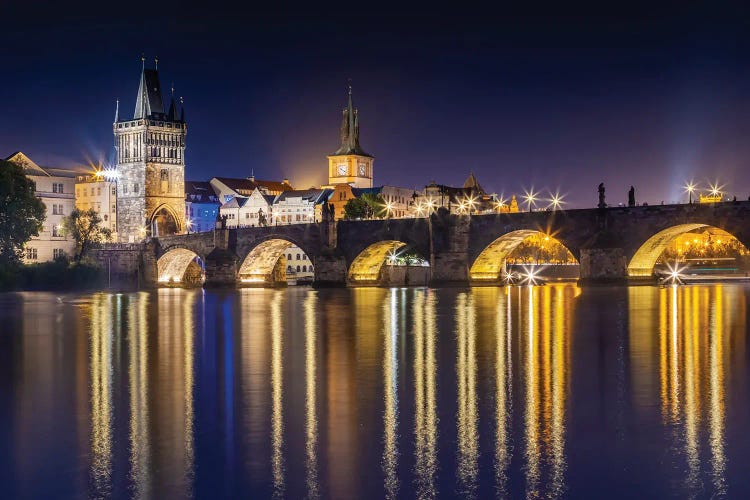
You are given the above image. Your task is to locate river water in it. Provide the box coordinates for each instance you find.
[0,284,748,498]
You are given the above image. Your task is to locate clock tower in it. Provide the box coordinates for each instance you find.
[327,86,373,188]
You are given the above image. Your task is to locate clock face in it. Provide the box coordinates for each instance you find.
[358,163,367,176]
[337,164,347,176]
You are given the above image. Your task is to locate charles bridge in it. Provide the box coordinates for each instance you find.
[91,201,750,287]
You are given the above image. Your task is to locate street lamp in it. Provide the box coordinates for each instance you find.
[186,217,193,234]
[523,188,537,212]
[548,190,565,211]
[684,181,696,204]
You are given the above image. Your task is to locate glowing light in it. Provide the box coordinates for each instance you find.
[684,181,697,203]
[709,182,724,198]
[520,265,543,285]
[465,195,478,213]
[240,276,267,283]
[662,261,687,285]
[385,201,395,217]
[547,190,566,211]
[494,196,507,212]
[523,188,538,212]
[502,270,518,284]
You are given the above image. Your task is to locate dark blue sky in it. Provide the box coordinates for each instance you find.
[1,3,749,207]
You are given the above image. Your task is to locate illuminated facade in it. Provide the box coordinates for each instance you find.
[185,181,220,233]
[114,59,186,242]
[6,152,77,262]
[75,172,118,234]
[326,87,374,189]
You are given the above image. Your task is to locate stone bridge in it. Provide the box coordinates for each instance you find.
[92,201,750,287]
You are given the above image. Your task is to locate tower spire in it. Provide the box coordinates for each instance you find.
[114,98,119,123]
[331,82,370,157]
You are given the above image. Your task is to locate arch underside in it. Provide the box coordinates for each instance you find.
[348,240,406,282]
[627,223,708,277]
[158,248,202,283]
[151,205,181,237]
[470,229,545,281]
[238,239,294,283]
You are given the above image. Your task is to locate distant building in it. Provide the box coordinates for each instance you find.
[325,87,374,189]
[5,152,77,262]
[219,188,275,228]
[185,181,220,233]
[284,245,314,283]
[113,58,187,242]
[326,184,416,220]
[75,170,118,235]
[380,186,417,218]
[699,193,723,204]
[416,173,499,215]
[210,176,292,204]
[272,188,332,225]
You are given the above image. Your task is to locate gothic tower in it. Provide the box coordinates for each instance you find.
[114,58,186,242]
[327,86,374,188]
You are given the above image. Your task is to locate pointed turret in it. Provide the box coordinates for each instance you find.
[463,172,484,192]
[180,96,185,122]
[133,56,165,119]
[332,85,371,157]
[167,83,180,121]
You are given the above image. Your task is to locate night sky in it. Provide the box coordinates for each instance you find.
[2,3,749,208]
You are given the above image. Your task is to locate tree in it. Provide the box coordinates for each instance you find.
[343,192,387,220]
[62,208,112,263]
[343,197,369,220]
[0,159,46,265]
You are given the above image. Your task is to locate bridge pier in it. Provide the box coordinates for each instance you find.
[579,247,628,284]
[204,248,238,287]
[312,255,348,287]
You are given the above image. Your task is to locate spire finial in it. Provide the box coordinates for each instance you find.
[348,78,352,96]
[155,55,158,70]
[141,53,145,69]
[171,82,175,97]
[115,98,120,122]
[180,96,184,105]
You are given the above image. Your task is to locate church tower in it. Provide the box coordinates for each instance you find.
[327,86,374,188]
[114,57,186,242]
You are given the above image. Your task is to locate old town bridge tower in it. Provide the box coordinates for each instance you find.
[114,57,186,242]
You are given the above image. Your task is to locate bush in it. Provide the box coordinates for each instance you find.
[0,256,106,291]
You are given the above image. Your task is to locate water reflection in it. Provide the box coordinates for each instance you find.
[413,290,437,499]
[4,284,750,498]
[305,293,320,499]
[629,284,743,498]
[90,294,114,498]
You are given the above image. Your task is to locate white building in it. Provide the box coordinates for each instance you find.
[219,188,275,228]
[272,188,332,225]
[210,176,292,204]
[379,185,417,218]
[284,245,314,283]
[75,171,118,235]
[6,152,77,262]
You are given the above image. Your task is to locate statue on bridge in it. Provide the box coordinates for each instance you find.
[598,183,606,209]
[628,186,635,207]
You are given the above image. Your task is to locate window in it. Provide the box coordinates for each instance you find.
[52,183,64,193]
[295,254,300,260]
[302,265,307,272]
[53,248,65,259]
[97,187,101,196]
[296,265,301,272]
[160,169,169,193]
[123,184,128,194]
[303,254,307,260]
[133,183,139,193]
[52,204,63,215]
[112,187,116,196]
[26,248,38,260]
[245,213,250,219]
[52,225,62,237]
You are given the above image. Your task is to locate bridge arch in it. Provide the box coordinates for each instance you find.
[237,237,314,285]
[627,223,749,277]
[348,240,430,285]
[150,203,182,237]
[470,229,578,281]
[157,248,205,286]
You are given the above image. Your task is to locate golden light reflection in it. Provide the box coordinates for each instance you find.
[157,248,202,284]
[518,284,572,498]
[271,291,285,497]
[304,292,320,499]
[494,286,512,495]
[630,284,741,497]
[128,292,150,499]
[456,292,478,496]
[238,239,294,283]
[627,223,707,277]
[90,294,113,498]
[382,289,399,499]
[413,290,437,498]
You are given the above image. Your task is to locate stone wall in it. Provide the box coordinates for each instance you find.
[579,248,628,283]
[380,265,430,286]
[90,243,145,286]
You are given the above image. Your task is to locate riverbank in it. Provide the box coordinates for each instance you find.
[0,258,107,291]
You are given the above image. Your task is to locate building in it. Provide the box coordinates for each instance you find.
[185,181,220,233]
[326,87,374,189]
[75,170,118,235]
[210,176,292,204]
[5,152,77,262]
[219,188,275,228]
[415,173,501,215]
[326,184,417,220]
[272,188,332,225]
[114,58,187,242]
[284,245,314,283]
